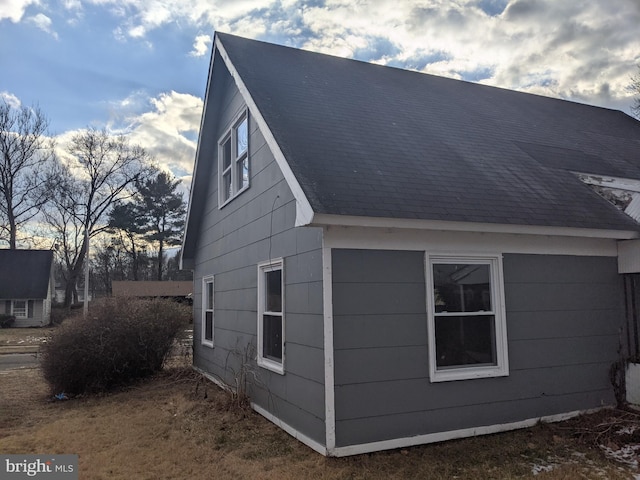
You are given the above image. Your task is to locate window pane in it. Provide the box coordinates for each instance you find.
[238,157,249,189]
[223,171,232,200]
[433,263,491,313]
[265,269,282,312]
[205,312,213,341]
[435,315,496,368]
[13,300,26,317]
[236,118,248,156]
[206,281,213,310]
[263,314,282,361]
[222,138,231,170]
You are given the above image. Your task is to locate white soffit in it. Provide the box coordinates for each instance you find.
[578,173,640,223]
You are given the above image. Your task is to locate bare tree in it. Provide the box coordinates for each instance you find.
[0,99,55,248]
[44,128,153,306]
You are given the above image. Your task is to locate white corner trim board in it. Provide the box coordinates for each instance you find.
[322,244,336,452]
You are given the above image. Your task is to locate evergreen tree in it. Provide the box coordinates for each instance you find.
[137,171,186,281]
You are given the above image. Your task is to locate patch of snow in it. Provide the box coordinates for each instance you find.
[531,463,555,475]
[616,425,638,435]
[599,443,640,468]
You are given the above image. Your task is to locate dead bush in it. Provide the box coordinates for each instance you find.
[40,297,191,395]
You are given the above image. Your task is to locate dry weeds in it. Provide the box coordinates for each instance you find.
[0,326,54,346]
[1,326,639,479]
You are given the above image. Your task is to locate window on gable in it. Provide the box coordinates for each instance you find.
[427,254,509,382]
[202,276,214,347]
[12,300,27,318]
[257,259,284,374]
[219,111,249,206]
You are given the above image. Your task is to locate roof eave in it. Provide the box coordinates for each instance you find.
[310,213,640,240]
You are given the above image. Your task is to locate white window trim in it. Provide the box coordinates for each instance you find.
[218,109,250,208]
[201,276,214,348]
[426,253,509,382]
[11,299,28,319]
[257,258,285,375]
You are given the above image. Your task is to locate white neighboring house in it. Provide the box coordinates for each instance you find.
[0,249,55,327]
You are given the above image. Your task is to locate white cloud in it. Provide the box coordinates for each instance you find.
[124,91,203,185]
[26,12,58,38]
[189,34,211,57]
[77,0,639,113]
[0,0,39,22]
[0,91,21,108]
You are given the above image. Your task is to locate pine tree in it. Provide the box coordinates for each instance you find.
[136,171,186,281]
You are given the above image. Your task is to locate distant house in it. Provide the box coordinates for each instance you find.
[111,281,192,302]
[181,33,640,456]
[0,249,55,327]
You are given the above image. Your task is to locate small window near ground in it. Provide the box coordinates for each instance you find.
[202,276,214,347]
[12,300,27,318]
[427,254,509,382]
[257,259,284,374]
[219,110,250,206]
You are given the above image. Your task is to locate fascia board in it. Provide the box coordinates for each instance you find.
[311,213,640,240]
[215,36,315,228]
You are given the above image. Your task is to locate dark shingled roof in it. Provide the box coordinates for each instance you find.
[216,33,640,232]
[0,250,53,299]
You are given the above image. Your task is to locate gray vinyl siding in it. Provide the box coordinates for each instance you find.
[332,249,622,447]
[2,299,48,327]
[191,65,325,445]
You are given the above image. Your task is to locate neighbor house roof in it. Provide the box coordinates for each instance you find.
[183,33,640,260]
[111,281,192,298]
[0,249,54,299]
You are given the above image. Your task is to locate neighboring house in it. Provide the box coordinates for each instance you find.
[111,281,192,302]
[0,249,55,327]
[181,33,640,457]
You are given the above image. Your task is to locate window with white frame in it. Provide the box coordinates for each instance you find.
[202,276,214,347]
[219,111,249,206]
[257,259,284,374]
[12,300,27,318]
[427,254,509,382]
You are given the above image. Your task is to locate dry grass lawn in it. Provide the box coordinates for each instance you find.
[1,327,640,479]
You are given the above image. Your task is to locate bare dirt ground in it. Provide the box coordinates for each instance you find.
[1,327,640,479]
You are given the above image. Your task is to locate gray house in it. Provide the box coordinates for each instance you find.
[181,33,640,456]
[0,249,55,327]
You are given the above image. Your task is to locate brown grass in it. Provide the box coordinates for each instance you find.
[0,326,638,479]
[0,326,55,345]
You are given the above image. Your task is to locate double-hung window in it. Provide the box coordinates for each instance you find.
[427,254,508,382]
[12,300,27,318]
[202,276,214,347]
[219,111,249,206]
[257,259,284,374]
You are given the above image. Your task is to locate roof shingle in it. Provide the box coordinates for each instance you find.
[217,33,640,232]
[0,250,53,299]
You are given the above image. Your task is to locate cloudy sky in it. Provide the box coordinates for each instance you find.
[1,0,639,188]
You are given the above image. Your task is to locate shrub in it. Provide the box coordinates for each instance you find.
[49,305,71,326]
[0,314,15,328]
[40,297,191,395]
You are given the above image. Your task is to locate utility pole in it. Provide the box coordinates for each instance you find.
[83,228,89,318]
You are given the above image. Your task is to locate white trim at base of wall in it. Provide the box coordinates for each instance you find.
[193,365,328,455]
[329,407,609,457]
[251,403,327,456]
[193,364,607,457]
[193,365,231,392]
